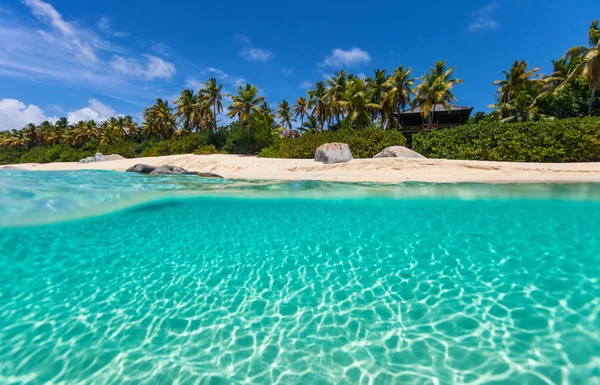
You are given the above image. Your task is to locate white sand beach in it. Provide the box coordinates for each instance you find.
[6,154,600,183]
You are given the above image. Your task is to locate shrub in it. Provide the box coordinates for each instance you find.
[140,132,209,157]
[258,126,407,159]
[193,144,226,155]
[412,117,600,162]
[98,140,139,158]
[0,147,23,165]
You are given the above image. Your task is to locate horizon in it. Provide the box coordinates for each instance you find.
[0,0,598,130]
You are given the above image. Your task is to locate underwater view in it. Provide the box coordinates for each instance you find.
[1,170,599,385]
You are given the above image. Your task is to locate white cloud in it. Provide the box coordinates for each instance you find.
[0,98,119,130]
[468,1,500,31]
[282,68,293,76]
[0,99,55,130]
[237,36,273,62]
[96,16,128,38]
[320,47,370,67]
[299,80,312,89]
[0,0,175,100]
[110,55,176,80]
[67,99,116,123]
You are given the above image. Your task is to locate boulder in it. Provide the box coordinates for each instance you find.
[104,154,126,161]
[0,166,25,170]
[149,165,196,175]
[373,146,426,159]
[94,152,107,162]
[125,164,156,174]
[314,143,354,164]
[78,156,96,164]
[126,164,223,178]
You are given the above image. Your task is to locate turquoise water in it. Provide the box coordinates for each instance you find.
[1,171,600,384]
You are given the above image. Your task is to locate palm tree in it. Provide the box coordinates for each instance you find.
[385,65,416,112]
[325,71,348,125]
[121,116,140,141]
[73,121,100,145]
[366,69,388,122]
[143,99,178,139]
[0,131,30,149]
[175,89,202,133]
[308,81,329,130]
[337,78,381,127]
[489,90,554,122]
[299,116,320,132]
[200,78,224,131]
[559,20,600,116]
[293,97,309,128]
[227,83,265,142]
[494,60,542,104]
[413,61,463,129]
[22,123,38,148]
[276,100,294,130]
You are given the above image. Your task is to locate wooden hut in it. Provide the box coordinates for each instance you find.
[398,104,473,142]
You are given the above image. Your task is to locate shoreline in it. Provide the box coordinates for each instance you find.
[4,154,600,184]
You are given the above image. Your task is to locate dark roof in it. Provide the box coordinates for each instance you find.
[399,104,473,115]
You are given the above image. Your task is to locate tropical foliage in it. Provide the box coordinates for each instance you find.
[413,117,600,162]
[486,20,600,122]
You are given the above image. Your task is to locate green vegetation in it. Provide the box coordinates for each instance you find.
[259,127,407,159]
[1,20,600,165]
[413,118,600,162]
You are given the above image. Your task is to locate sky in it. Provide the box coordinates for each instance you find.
[0,0,598,130]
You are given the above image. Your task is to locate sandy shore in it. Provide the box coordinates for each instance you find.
[5,154,600,183]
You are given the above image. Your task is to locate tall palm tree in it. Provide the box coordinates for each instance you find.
[0,131,30,149]
[276,100,294,130]
[385,65,416,112]
[559,20,600,116]
[366,69,389,122]
[200,78,224,131]
[293,97,309,128]
[325,71,348,125]
[143,99,178,139]
[494,60,542,104]
[175,89,201,133]
[308,81,329,130]
[413,61,464,129]
[73,121,100,146]
[337,78,381,127]
[23,123,38,148]
[227,83,265,142]
[121,116,140,141]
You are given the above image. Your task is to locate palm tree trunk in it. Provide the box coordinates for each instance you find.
[213,102,217,132]
[590,87,596,117]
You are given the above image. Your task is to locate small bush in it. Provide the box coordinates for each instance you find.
[258,126,407,159]
[412,117,600,162]
[193,144,226,155]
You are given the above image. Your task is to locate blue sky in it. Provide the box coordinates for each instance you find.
[0,0,598,130]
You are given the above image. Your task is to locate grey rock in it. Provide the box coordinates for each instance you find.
[126,164,223,178]
[94,153,107,162]
[149,165,195,175]
[314,143,354,164]
[125,164,156,174]
[104,154,126,161]
[0,166,25,170]
[78,156,96,164]
[373,146,426,159]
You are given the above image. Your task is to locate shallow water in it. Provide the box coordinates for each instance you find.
[1,171,599,384]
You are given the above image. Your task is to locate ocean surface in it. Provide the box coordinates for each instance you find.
[1,170,599,385]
